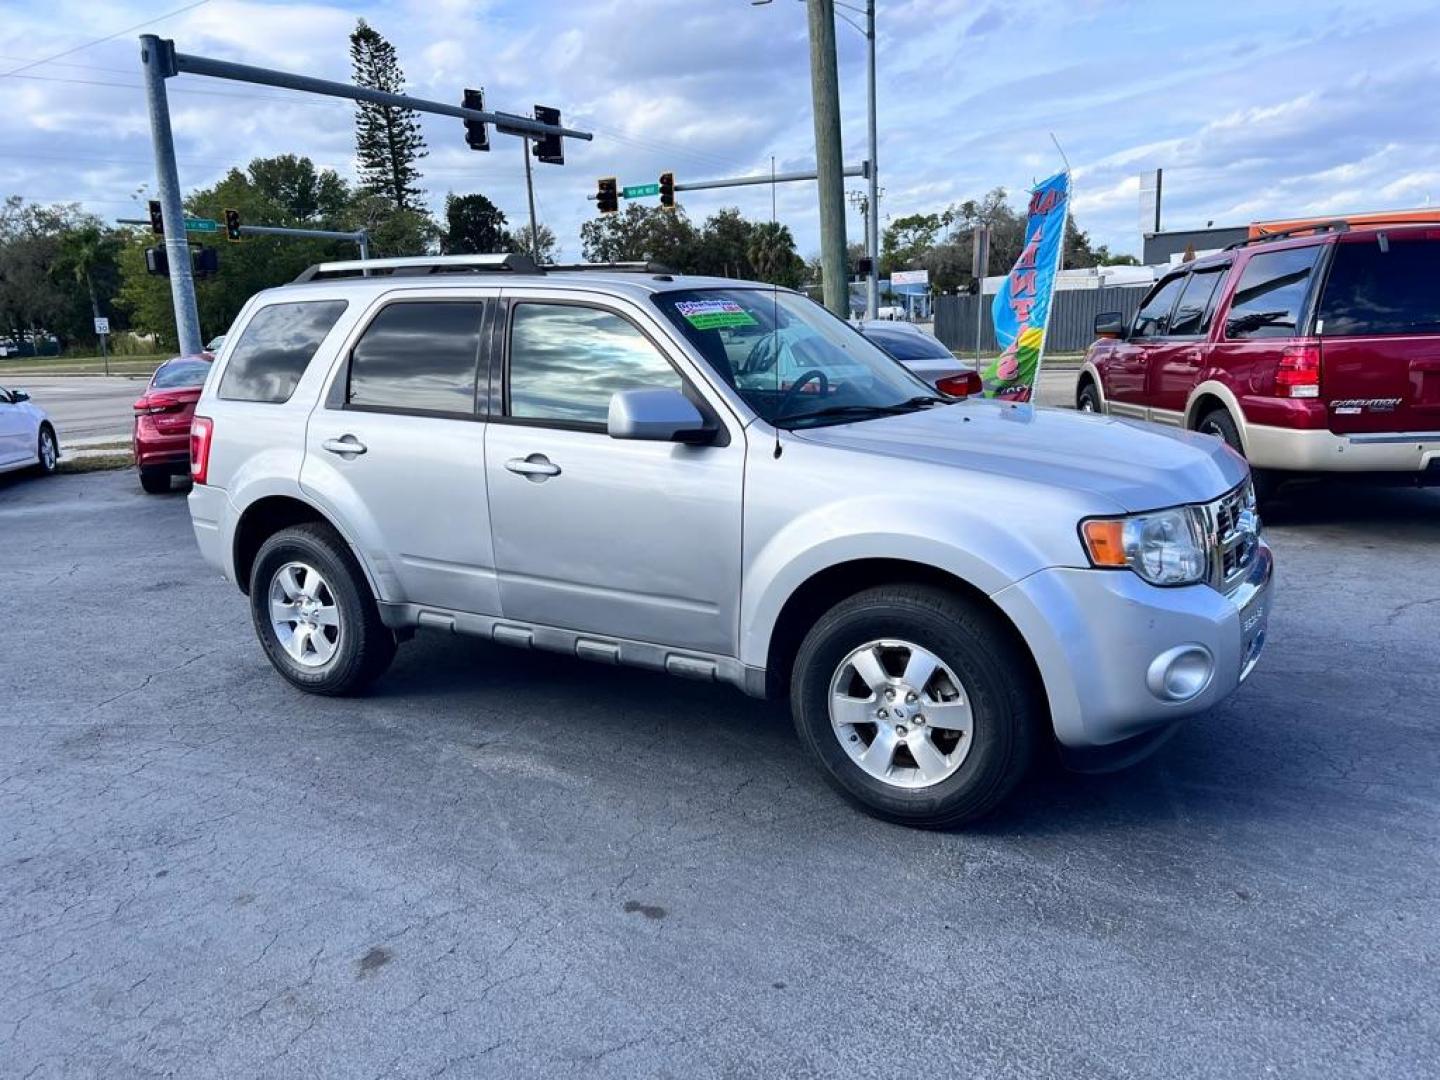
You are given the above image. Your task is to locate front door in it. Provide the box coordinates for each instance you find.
[1108,272,1187,415]
[301,294,500,615]
[0,388,28,466]
[1148,263,1231,420]
[484,295,743,655]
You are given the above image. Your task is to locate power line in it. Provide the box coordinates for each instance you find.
[0,0,213,79]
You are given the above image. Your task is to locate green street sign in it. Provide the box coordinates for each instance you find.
[622,183,660,198]
[184,217,219,232]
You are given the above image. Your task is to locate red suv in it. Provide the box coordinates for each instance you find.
[1078,220,1440,498]
[133,355,211,494]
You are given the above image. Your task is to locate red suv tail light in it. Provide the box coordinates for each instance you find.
[190,416,214,484]
[1274,344,1321,398]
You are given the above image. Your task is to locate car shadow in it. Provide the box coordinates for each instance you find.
[1261,477,1440,530]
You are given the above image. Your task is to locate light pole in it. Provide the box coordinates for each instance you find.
[754,0,878,319]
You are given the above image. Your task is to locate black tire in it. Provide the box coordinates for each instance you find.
[249,522,396,695]
[790,584,1039,829]
[36,425,58,475]
[1197,407,1278,503]
[139,467,171,494]
[1076,380,1102,413]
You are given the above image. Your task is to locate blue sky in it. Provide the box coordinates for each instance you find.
[3,0,1440,260]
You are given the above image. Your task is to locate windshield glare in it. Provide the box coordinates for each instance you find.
[654,288,938,427]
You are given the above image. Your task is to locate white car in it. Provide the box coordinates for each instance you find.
[0,385,59,477]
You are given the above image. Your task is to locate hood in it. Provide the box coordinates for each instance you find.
[794,399,1247,512]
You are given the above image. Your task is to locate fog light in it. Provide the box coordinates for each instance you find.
[1146,645,1214,703]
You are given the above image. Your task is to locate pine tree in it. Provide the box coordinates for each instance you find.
[349,19,427,213]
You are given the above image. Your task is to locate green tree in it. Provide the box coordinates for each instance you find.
[881,211,947,275]
[694,207,756,278]
[245,155,351,223]
[442,193,512,254]
[350,19,427,212]
[579,203,698,269]
[343,192,439,258]
[52,224,124,348]
[0,198,113,350]
[746,221,804,288]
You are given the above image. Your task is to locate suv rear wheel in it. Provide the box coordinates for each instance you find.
[1077,380,1101,413]
[790,585,1037,828]
[1198,407,1276,502]
[249,523,396,695]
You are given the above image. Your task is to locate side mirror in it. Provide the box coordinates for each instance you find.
[607,387,712,443]
[1094,312,1126,339]
[11,389,30,402]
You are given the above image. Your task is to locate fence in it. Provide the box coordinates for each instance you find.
[934,285,1149,355]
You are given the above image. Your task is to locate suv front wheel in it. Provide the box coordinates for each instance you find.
[790,585,1037,828]
[249,523,396,695]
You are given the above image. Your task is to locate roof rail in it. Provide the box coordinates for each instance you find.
[293,254,678,283]
[293,253,538,282]
[1224,220,1350,251]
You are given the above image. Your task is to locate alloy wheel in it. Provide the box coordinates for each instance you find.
[268,561,341,668]
[828,638,974,789]
[40,431,56,470]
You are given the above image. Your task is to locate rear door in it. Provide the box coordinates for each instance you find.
[1106,272,1186,415]
[302,291,500,615]
[1315,229,1440,434]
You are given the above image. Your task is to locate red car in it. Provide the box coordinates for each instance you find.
[133,356,212,494]
[1078,219,1440,499]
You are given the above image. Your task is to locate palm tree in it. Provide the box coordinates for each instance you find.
[747,222,803,288]
[54,225,120,370]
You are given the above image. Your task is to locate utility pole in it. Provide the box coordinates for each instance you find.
[806,0,848,317]
[521,135,540,260]
[139,36,203,357]
[863,0,878,320]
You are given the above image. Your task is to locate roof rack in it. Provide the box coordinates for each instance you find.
[1224,220,1350,250]
[293,254,677,283]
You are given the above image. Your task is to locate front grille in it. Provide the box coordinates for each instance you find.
[1203,483,1257,592]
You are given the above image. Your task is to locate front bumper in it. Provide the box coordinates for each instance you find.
[991,538,1273,753]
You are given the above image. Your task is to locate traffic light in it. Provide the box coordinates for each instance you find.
[532,104,564,165]
[148,199,163,235]
[192,247,219,280]
[144,246,169,277]
[658,171,675,210]
[462,88,489,151]
[596,177,618,215]
[224,208,242,242]
[855,256,873,277]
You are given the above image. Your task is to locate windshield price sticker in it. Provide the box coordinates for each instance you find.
[675,298,758,330]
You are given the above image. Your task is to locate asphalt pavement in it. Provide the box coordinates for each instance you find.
[2,469,1437,1078]
[9,376,149,446]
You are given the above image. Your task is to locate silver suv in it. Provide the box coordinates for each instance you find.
[187,254,1273,827]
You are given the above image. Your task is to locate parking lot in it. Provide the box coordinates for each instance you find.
[2,466,1436,1077]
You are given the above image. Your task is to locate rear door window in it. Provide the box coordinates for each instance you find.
[1318,233,1440,336]
[219,300,348,403]
[1224,246,1323,339]
[1131,275,1186,339]
[346,301,486,417]
[1168,266,1228,337]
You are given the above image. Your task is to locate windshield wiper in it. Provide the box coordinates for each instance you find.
[776,395,948,426]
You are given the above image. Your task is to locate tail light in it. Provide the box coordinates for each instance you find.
[190,416,214,484]
[133,393,185,415]
[935,370,984,398]
[1273,344,1320,398]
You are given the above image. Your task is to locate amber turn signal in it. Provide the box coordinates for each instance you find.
[1081,519,1127,567]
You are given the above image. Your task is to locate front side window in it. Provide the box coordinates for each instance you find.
[1168,266,1228,337]
[218,300,348,403]
[507,303,682,425]
[1224,246,1323,340]
[1132,275,1186,339]
[347,302,485,416]
[1318,233,1440,337]
[655,289,935,427]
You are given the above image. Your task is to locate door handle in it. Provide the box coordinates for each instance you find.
[322,435,367,457]
[506,454,561,480]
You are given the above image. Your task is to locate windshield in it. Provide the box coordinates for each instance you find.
[151,359,211,389]
[654,288,939,427]
[865,329,954,362]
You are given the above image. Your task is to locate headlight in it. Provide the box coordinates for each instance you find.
[1081,506,1209,586]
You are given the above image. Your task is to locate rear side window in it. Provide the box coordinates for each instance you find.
[507,303,682,426]
[1132,275,1186,338]
[347,302,485,417]
[1168,266,1228,337]
[219,300,348,403]
[1318,233,1440,337]
[1224,247,1322,339]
